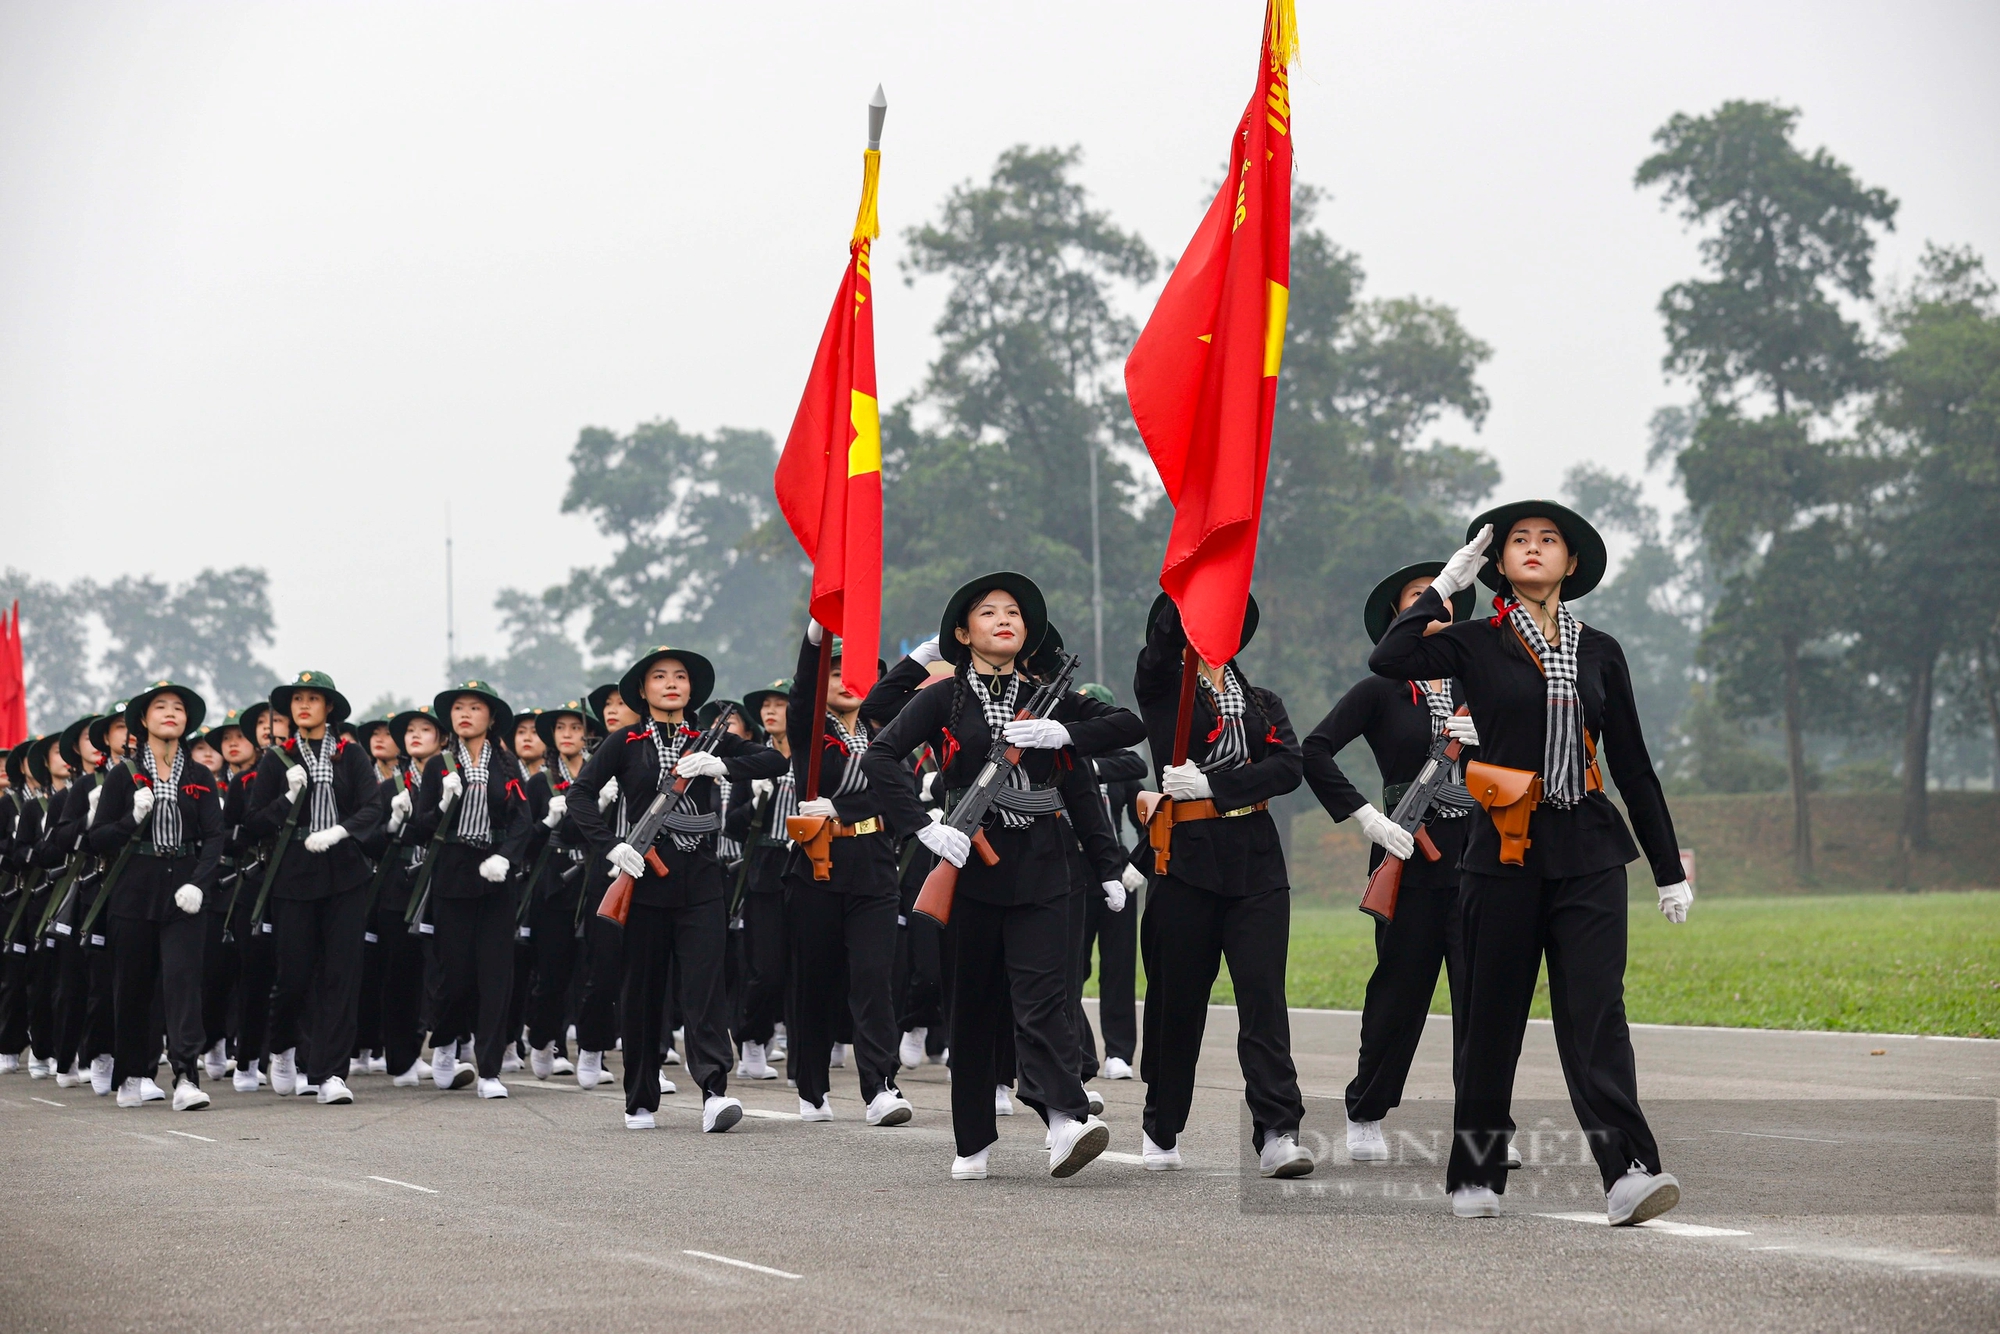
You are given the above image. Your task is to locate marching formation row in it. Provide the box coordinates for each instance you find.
[0,502,1692,1221]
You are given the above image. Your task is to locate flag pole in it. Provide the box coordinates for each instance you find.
[1169,644,1199,768]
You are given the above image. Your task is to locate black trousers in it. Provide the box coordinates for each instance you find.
[1140,878,1304,1152]
[432,891,516,1080]
[369,903,427,1077]
[233,915,276,1069]
[788,882,898,1106]
[948,894,1086,1158]
[267,889,368,1085]
[1079,884,1138,1065]
[619,895,731,1114]
[507,929,533,1055]
[0,931,29,1053]
[1450,865,1660,1194]
[111,911,205,1088]
[200,908,236,1052]
[354,929,383,1057]
[574,887,623,1055]
[526,885,579,1053]
[1346,881,1465,1122]
[738,890,788,1046]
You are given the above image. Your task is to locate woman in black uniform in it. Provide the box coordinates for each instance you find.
[87,681,223,1111]
[524,701,591,1079]
[726,678,793,1082]
[861,574,1138,1182]
[1370,502,1690,1225]
[1303,563,1477,1162]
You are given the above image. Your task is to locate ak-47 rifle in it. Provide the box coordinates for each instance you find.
[911,651,1081,928]
[1358,705,1470,925]
[402,751,463,936]
[597,704,739,928]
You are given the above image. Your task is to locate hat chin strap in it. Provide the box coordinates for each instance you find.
[966,644,1017,677]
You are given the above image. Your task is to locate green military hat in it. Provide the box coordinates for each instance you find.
[938,572,1047,668]
[618,647,715,719]
[511,706,547,745]
[1364,561,1479,644]
[271,670,352,728]
[87,700,133,756]
[58,714,100,769]
[126,680,208,739]
[1466,499,1608,601]
[433,680,513,737]
[741,678,792,719]
[533,699,591,751]
[26,732,63,787]
[351,712,396,747]
[391,704,449,750]
[1079,682,1116,707]
[5,738,34,790]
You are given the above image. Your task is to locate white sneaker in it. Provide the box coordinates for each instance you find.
[233,1060,261,1093]
[769,1042,788,1065]
[865,1089,913,1127]
[575,1050,604,1089]
[90,1054,114,1096]
[994,1085,1014,1116]
[1507,1138,1522,1168]
[898,1028,927,1068]
[139,1077,168,1103]
[658,1071,677,1096]
[663,1045,682,1066]
[297,1079,319,1098]
[799,1096,833,1123]
[552,1054,574,1076]
[115,1077,145,1108]
[204,1041,230,1081]
[1452,1185,1501,1218]
[1607,1165,1680,1226]
[1258,1133,1313,1179]
[317,1075,354,1105]
[530,1043,555,1079]
[1347,1116,1389,1162]
[55,1062,82,1088]
[1048,1113,1111,1178]
[27,1056,52,1079]
[271,1048,300,1097]
[430,1044,457,1091]
[829,1043,845,1069]
[701,1095,742,1133]
[1086,1087,1105,1116]
[501,1046,523,1074]
[1103,1056,1133,1080]
[624,1109,655,1130]
[172,1078,211,1111]
[348,1056,367,1077]
[736,1040,778,1080]
[366,1052,387,1075]
[951,1147,990,1181]
[476,1077,509,1100]
[392,1062,423,1087]
[0,1053,17,1074]
[413,1058,431,1080]
[1141,1130,1182,1171]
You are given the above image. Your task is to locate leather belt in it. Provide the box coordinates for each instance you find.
[830,816,882,838]
[1167,799,1267,823]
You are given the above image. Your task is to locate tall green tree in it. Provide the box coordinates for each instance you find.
[0,568,99,727]
[95,567,278,708]
[1638,100,1897,880]
[450,587,589,709]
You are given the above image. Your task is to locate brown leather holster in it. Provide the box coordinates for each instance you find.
[783,814,882,881]
[1136,791,1269,875]
[1464,762,1542,867]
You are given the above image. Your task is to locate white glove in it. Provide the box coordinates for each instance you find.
[87,786,103,823]
[1444,714,1479,746]
[543,794,567,828]
[1354,803,1416,860]
[388,807,407,836]
[1003,718,1071,749]
[597,776,620,812]
[674,750,727,780]
[927,808,945,825]
[285,764,309,802]
[173,884,203,915]
[1101,880,1126,913]
[304,826,349,854]
[1432,524,1493,601]
[130,785,156,822]
[909,634,943,667]
[606,842,646,879]
[1658,880,1692,925]
[390,787,413,819]
[919,770,939,802]
[806,618,825,646]
[1161,761,1211,803]
[751,778,773,802]
[916,821,970,869]
[439,771,463,810]
[1121,863,1147,896]
[797,797,837,819]
[478,854,508,883]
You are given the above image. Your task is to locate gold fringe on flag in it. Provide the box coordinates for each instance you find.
[1266,0,1299,69]
[852,148,881,244]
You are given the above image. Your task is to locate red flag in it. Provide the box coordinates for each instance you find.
[1126,0,1296,667]
[0,601,25,748]
[775,149,884,699]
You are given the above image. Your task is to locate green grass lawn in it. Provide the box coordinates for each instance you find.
[1093,889,2000,1039]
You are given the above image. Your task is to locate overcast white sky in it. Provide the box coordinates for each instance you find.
[3,0,1996,710]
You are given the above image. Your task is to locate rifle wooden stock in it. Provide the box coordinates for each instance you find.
[598,870,635,926]
[911,827,998,927]
[1357,823,1443,924]
[785,815,835,881]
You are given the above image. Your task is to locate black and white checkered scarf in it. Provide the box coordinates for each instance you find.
[1414,679,1471,819]
[1197,665,1250,774]
[648,720,703,853]
[767,764,798,843]
[140,745,185,848]
[824,712,871,799]
[294,733,339,835]
[452,738,493,846]
[1508,602,1584,807]
[974,669,1033,829]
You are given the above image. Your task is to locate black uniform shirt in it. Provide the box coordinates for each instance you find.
[87,758,224,920]
[1303,674,1472,891]
[243,735,385,901]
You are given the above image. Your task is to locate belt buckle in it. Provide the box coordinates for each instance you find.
[1221,804,1257,819]
[850,817,880,836]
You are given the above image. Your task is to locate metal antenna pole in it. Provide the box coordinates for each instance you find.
[445,507,456,677]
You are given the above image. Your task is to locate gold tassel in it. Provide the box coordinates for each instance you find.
[851,148,881,244]
[1266,0,1299,69]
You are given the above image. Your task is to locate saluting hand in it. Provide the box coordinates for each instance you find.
[1431,524,1494,601]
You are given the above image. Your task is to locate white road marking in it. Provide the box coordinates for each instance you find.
[366,1175,439,1194]
[1709,1129,1842,1145]
[744,1108,799,1121]
[1099,1151,1146,1165]
[683,1250,801,1280]
[166,1130,215,1142]
[1536,1212,1750,1237]
[30,1096,65,1107]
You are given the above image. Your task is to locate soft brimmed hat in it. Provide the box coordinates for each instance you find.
[939,572,1048,668]
[618,647,715,718]
[202,708,251,745]
[27,733,63,787]
[1466,500,1607,601]
[1024,623,1070,679]
[5,739,33,789]
[1364,561,1479,645]
[740,678,792,720]
[58,714,100,769]
[271,670,352,727]
[1146,591,1261,659]
[511,707,546,743]
[126,680,209,739]
[534,700,591,751]
[390,705,449,750]
[433,680,513,737]
[236,700,271,742]
[585,683,623,728]
[1079,682,1115,707]
[88,700,133,755]
[352,713,396,748]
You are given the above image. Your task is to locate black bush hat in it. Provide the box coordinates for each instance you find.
[236,701,271,744]
[1364,561,1479,645]
[58,714,100,769]
[1466,500,1607,601]
[1146,591,1261,660]
[585,683,623,729]
[271,670,352,728]
[534,700,591,751]
[939,572,1047,668]
[618,648,715,719]
[1024,623,1071,679]
[432,680,513,738]
[5,738,33,790]
[27,733,63,787]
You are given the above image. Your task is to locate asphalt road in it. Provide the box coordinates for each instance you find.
[3,1004,1996,1333]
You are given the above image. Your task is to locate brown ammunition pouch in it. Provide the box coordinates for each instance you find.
[1136,792,1269,875]
[783,815,884,882]
[1463,762,1541,867]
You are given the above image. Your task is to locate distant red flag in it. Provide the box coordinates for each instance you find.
[1126,0,1296,667]
[774,148,884,699]
[0,601,26,748]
